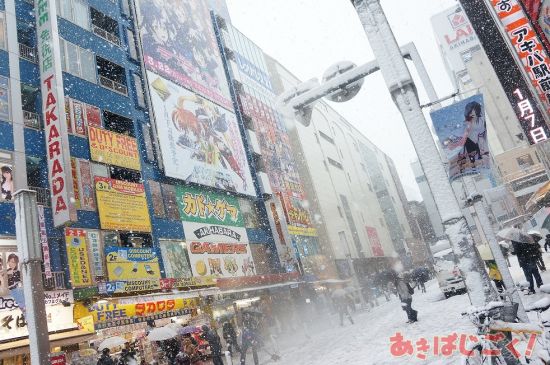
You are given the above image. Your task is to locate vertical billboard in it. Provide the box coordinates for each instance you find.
[136,0,231,109]
[366,227,384,257]
[175,186,255,278]
[64,228,93,288]
[430,94,492,181]
[147,73,255,195]
[36,0,75,226]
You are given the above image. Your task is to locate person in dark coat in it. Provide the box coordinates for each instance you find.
[545,234,550,252]
[394,275,417,323]
[222,321,240,355]
[240,316,260,365]
[512,239,544,294]
[97,348,115,365]
[202,325,224,365]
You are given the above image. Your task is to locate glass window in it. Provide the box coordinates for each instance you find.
[133,73,145,108]
[59,38,67,71]
[80,48,96,83]
[61,0,73,21]
[161,184,180,220]
[0,13,6,50]
[126,29,137,60]
[0,76,10,121]
[91,162,109,178]
[66,42,80,76]
[141,122,155,162]
[120,0,131,16]
[73,0,90,30]
[149,181,165,217]
[0,150,14,202]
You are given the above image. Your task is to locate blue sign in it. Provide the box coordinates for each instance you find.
[235,53,273,91]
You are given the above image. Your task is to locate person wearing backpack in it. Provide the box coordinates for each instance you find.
[394,274,418,323]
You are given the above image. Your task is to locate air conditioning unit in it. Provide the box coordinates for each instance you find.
[246,129,261,155]
[257,172,273,196]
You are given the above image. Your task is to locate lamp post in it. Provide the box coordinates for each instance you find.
[277,0,496,306]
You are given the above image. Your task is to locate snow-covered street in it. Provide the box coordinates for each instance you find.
[253,253,550,365]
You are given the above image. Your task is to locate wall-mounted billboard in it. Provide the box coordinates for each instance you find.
[148,72,255,196]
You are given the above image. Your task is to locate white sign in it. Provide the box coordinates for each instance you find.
[183,221,248,243]
[147,71,255,196]
[35,0,75,226]
[0,304,76,341]
[431,6,480,79]
[0,290,73,311]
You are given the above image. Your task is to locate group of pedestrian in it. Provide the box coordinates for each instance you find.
[97,344,138,365]
[511,231,546,294]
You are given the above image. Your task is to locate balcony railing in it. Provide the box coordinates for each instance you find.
[19,43,37,63]
[29,186,50,206]
[43,271,67,290]
[99,75,128,95]
[23,110,41,129]
[92,25,121,46]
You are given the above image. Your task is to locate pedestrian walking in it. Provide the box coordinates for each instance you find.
[512,238,544,294]
[394,274,418,323]
[240,315,260,365]
[529,231,547,271]
[222,321,241,356]
[97,348,115,365]
[202,325,224,365]
[545,234,550,252]
[486,260,505,292]
[331,288,354,326]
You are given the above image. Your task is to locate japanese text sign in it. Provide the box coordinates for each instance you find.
[176,186,243,227]
[64,228,93,288]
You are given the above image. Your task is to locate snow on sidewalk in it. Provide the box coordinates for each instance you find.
[259,280,475,365]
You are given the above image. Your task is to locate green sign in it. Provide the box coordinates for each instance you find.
[176,186,243,227]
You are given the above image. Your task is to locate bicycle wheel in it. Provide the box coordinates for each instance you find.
[462,343,507,365]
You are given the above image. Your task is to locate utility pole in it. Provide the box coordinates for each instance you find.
[351,0,495,306]
[14,190,50,364]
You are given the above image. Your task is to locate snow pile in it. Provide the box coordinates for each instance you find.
[539,284,550,294]
[525,297,550,311]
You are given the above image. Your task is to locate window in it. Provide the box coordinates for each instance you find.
[141,122,156,162]
[21,83,40,129]
[517,154,535,169]
[0,76,10,121]
[57,0,90,30]
[0,150,14,202]
[415,175,426,183]
[126,29,138,60]
[327,157,343,169]
[149,181,165,217]
[91,162,109,178]
[132,73,146,108]
[90,8,120,45]
[97,56,127,95]
[0,12,6,50]
[161,184,180,220]
[103,110,135,137]
[110,166,141,183]
[65,97,102,136]
[120,0,131,17]
[319,131,334,144]
[59,38,96,83]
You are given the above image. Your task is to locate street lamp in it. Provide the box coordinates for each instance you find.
[276,0,496,307]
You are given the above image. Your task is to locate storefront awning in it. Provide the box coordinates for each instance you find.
[219,281,301,295]
[0,329,96,359]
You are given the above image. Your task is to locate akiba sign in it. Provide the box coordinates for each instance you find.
[36,0,75,226]
[193,225,242,240]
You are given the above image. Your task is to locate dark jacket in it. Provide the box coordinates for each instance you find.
[222,322,237,341]
[97,354,115,365]
[512,240,540,268]
[204,329,223,356]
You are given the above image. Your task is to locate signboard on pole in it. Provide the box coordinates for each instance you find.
[36,0,75,226]
[430,94,492,181]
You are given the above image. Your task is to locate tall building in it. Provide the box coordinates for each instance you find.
[265,56,417,278]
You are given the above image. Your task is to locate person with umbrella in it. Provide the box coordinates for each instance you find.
[240,313,260,365]
[97,348,115,365]
[222,320,240,356]
[528,230,547,271]
[331,287,354,327]
[545,234,550,252]
[394,273,417,323]
[501,227,544,294]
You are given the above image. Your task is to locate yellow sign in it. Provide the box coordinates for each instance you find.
[105,247,161,281]
[64,228,93,288]
[287,225,318,237]
[88,126,141,170]
[95,177,152,232]
[74,298,199,330]
[77,315,94,333]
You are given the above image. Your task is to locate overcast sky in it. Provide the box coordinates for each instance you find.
[226,0,459,201]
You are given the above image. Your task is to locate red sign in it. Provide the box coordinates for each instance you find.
[366,227,384,257]
[50,352,67,365]
[489,0,550,143]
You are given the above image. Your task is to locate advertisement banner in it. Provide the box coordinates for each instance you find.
[430,94,491,181]
[187,241,256,278]
[36,0,75,226]
[488,0,550,144]
[147,72,255,196]
[176,185,244,226]
[159,241,193,279]
[95,177,152,232]
[0,290,73,311]
[74,298,199,330]
[105,247,161,281]
[100,279,161,295]
[78,159,96,210]
[50,352,67,365]
[87,230,103,278]
[88,126,141,170]
[239,90,316,236]
[0,304,76,341]
[136,0,231,109]
[37,205,52,278]
[65,229,93,288]
[366,226,384,257]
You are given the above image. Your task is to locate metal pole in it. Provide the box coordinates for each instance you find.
[463,178,528,322]
[352,0,496,306]
[14,190,50,364]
